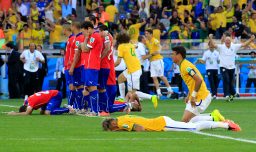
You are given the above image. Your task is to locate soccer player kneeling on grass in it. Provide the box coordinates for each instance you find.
[102,115,241,132]
[7,90,74,115]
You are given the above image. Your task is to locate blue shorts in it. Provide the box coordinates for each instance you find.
[106,85,117,104]
[98,68,110,89]
[83,68,99,87]
[41,92,63,112]
[65,70,72,86]
[72,66,84,86]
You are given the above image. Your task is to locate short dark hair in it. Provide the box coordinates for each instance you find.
[19,105,27,112]
[145,29,153,34]
[102,118,115,131]
[23,24,28,28]
[89,15,97,25]
[138,35,145,42]
[5,41,14,49]
[116,32,130,45]
[37,45,42,49]
[81,21,94,30]
[72,21,81,29]
[172,46,186,59]
[99,24,108,31]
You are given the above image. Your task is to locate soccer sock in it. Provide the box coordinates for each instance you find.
[90,90,99,113]
[109,103,127,113]
[68,90,76,107]
[99,91,109,112]
[83,94,90,110]
[135,91,152,100]
[75,88,83,110]
[189,116,213,123]
[50,108,69,115]
[195,121,229,131]
[167,87,173,93]
[156,88,161,95]
[118,83,125,99]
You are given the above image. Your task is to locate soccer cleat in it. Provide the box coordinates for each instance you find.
[116,97,125,102]
[151,95,158,109]
[225,120,241,132]
[99,111,110,117]
[211,109,225,121]
[166,92,172,98]
[226,95,234,102]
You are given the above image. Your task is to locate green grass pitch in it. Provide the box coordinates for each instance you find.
[0,99,256,152]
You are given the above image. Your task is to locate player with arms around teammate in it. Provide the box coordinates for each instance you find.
[114,33,158,109]
[171,46,215,122]
[68,22,85,111]
[80,21,103,116]
[8,90,73,115]
[102,115,241,132]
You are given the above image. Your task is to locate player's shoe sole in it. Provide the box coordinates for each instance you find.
[225,120,241,132]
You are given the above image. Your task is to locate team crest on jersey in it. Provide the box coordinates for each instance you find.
[122,124,129,129]
[105,36,109,40]
[90,37,95,43]
[75,41,80,46]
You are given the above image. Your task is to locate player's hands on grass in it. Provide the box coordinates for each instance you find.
[7,111,16,115]
[190,97,196,108]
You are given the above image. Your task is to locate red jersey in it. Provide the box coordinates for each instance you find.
[107,55,116,85]
[70,33,85,68]
[64,34,75,70]
[84,32,103,70]
[100,33,113,69]
[27,90,59,110]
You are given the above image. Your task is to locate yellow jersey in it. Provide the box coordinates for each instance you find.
[21,29,32,47]
[248,18,256,33]
[153,29,161,42]
[209,14,217,30]
[50,25,63,44]
[5,29,18,42]
[32,29,45,45]
[146,37,163,61]
[117,115,166,131]
[105,5,118,23]
[128,23,142,43]
[118,43,141,73]
[215,11,227,28]
[179,59,210,102]
[31,8,39,21]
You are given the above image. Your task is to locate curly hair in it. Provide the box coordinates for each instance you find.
[116,32,130,46]
[102,118,115,131]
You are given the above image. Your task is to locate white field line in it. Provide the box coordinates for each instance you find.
[0,104,19,108]
[193,131,256,144]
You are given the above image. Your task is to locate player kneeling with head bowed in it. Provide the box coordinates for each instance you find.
[102,115,241,132]
[8,90,74,115]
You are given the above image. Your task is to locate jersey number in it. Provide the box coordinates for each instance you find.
[35,91,50,96]
[130,48,136,57]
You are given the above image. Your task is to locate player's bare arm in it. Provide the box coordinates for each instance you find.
[114,57,122,67]
[69,49,81,75]
[132,124,145,132]
[241,35,255,48]
[8,106,33,115]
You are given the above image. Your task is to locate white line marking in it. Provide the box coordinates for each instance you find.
[193,131,256,144]
[0,104,19,108]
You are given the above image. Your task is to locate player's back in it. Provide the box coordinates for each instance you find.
[65,34,75,70]
[117,115,166,131]
[180,59,210,101]
[101,33,114,69]
[117,43,141,73]
[84,32,103,70]
[28,90,59,110]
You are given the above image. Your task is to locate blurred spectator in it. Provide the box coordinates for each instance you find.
[158,22,168,39]
[248,13,256,35]
[139,1,149,20]
[98,5,110,23]
[245,51,256,93]
[32,23,45,46]
[55,48,66,98]
[30,2,39,22]
[62,0,72,18]
[23,0,31,16]
[45,2,54,22]
[37,0,47,23]
[20,24,32,49]
[5,42,22,98]
[53,0,62,20]
[106,0,118,23]
[37,45,48,91]
[46,19,63,47]
[128,18,146,43]
[5,24,18,43]
[16,0,28,17]
[20,43,45,98]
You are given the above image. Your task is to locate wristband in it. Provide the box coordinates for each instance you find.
[191,91,197,97]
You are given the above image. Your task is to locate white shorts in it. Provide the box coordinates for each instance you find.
[185,93,212,115]
[123,69,142,91]
[163,116,196,131]
[150,59,164,77]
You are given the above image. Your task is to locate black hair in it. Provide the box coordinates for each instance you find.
[37,45,42,49]
[19,105,27,112]
[81,21,94,29]
[99,24,108,31]
[172,46,186,59]
[138,35,145,42]
[89,15,97,25]
[5,41,14,49]
[116,33,130,46]
[145,28,153,34]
